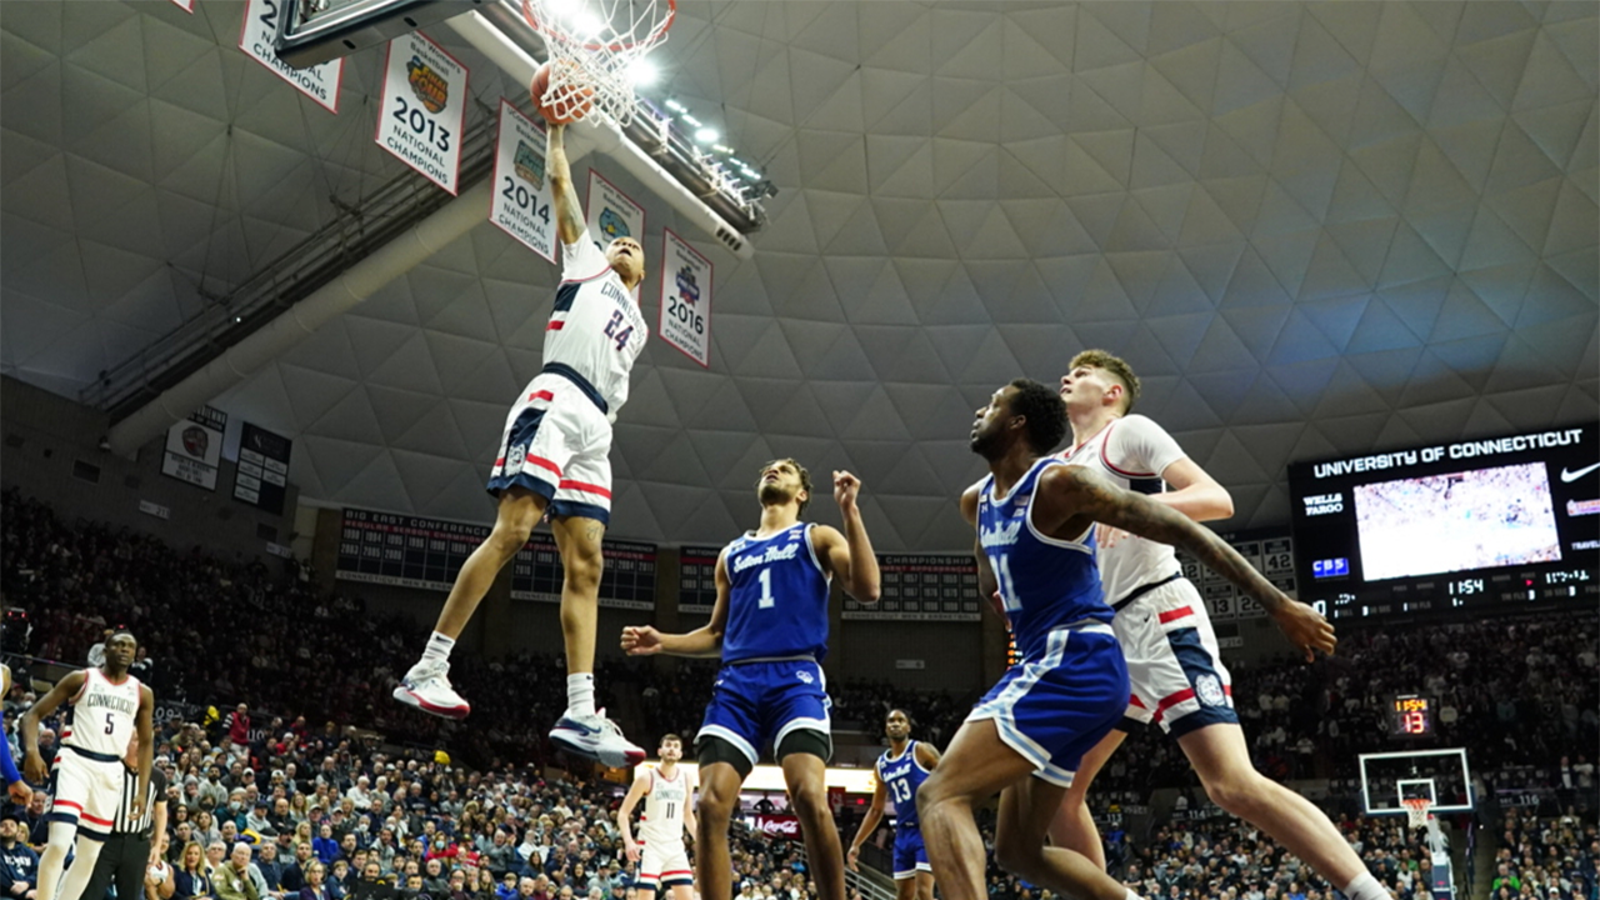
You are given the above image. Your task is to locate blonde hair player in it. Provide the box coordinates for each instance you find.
[619,734,697,900]
[392,112,650,769]
[1049,350,1383,900]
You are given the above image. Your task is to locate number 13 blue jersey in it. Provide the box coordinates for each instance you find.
[876,741,931,829]
[722,523,831,663]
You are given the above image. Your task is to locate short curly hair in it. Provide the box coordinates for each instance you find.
[1008,378,1068,455]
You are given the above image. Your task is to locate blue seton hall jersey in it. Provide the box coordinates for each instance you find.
[876,742,931,829]
[722,523,831,663]
[977,457,1113,660]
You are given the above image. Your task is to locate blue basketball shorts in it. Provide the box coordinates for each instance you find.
[892,825,930,879]
[966,622,1128,788]
[696,658,831,767]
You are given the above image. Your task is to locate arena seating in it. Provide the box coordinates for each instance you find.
[3,489,1597,900]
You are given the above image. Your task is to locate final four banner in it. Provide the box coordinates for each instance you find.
[586,169,645,284]
[376,32,467,194]
[657,229,712,367]
[489,100,557,262]
[239,0,342,111]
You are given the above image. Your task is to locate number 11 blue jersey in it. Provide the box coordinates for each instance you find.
[721,523,831,663]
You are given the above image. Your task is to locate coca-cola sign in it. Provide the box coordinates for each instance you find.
[752,814,800,838]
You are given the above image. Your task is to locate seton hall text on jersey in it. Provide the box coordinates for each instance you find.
[732,541,801,573]
[980,519,1022,549]
[81,691,138,716]
[880,757,915,782]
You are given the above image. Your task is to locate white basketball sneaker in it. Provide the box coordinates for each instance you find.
[392,660,471,719]
[548,709,645,767]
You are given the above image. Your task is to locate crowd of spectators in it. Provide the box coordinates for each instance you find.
[3,489,1600,900]
[1487,807,1600,900]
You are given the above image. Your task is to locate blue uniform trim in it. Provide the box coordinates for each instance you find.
[64,744,122,764]
[542,363,608,415]
[554,283,580,313]
[549,499,610,525]
[1163,626,1239,738]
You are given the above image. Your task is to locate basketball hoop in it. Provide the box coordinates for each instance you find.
[522,0,676,127]
[1401,797,1432,830]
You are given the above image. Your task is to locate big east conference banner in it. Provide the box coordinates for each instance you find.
[657,229,712,367]
[376,32,468,194]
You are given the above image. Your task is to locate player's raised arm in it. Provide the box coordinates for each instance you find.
[20,670,86,784]
[620,550,729,658]
[546,123,586,245]
[819,471,880,603]
[960,485,1005,621]
[1037,465,1337,661]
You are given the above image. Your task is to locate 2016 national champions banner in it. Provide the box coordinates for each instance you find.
[335,508,656,611]
[842,554,983,621]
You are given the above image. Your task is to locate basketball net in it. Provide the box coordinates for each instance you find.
[522,0,676,127]
[1401,797,1432,830]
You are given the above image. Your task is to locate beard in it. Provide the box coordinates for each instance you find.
[970,427,1003,459]
[758,482,792,507]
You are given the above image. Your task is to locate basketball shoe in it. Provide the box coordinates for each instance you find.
[549,710,646,767]
[393,660,471,719]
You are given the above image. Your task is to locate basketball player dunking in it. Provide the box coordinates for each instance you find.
[22,630,155,900]
[848,709,940,900]
[1047,350,1390,900]
[621,459,881,900]
[618,734,697,900]
[393,119,647,768]
[918,379,1334,900]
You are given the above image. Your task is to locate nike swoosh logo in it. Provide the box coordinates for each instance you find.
[559,719,601,735]
[1561,462,1600,483]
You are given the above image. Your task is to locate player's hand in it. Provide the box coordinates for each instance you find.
[1269,598,1337,662]
[987,591,1012,630]
[1094,523,1130,550]
[22,751,45,785]
[624,839,640,863]
[845,846,860,873]
[833,471,861,512]
[7,780,30,805]
[621,626,663,656]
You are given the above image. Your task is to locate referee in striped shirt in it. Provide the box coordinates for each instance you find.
[80,748,169,900]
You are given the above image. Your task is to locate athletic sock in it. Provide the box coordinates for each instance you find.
[567,673,596,718]
[1342,872,1387,900]
[421,631,456,666]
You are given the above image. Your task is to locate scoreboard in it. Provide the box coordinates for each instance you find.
[1175,528,1296,620]
[842,554,982,621]
[1389,694,1433,737]
[335,507,656,610]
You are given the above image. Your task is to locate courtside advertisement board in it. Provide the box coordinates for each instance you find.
[1288,423,1600,619]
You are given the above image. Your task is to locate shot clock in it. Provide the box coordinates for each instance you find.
[1390,694,1433,738]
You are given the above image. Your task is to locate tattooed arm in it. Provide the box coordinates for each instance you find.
[1035,464,1337,661]
[546,124,586,245]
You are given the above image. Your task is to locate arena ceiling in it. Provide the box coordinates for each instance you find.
[2,1,1596,551]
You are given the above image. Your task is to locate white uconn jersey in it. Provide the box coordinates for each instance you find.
[64,668,140,757]
[1056,415,1188,605]
[546,233,648,418]
[639,767,689,845]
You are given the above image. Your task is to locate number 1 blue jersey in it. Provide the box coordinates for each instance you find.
[876,741,931,829]
[977,458,1113,661]
[722,523,831,663]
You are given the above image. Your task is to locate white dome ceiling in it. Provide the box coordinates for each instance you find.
[2,1,1595,551]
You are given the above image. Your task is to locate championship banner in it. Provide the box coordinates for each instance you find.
[657,229,712,367]
[376,32,468,194]
[233,423,292,515]
[336,508,491,592]
[161,406,227,491]
[238,0,342,112]
[512,535,658,610]
[1177,528,1294,620]
[170,0,194,12]
[842,554,982,621]
[678,545,723,614]
[489,100,557,262]
[585,169,645,269]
